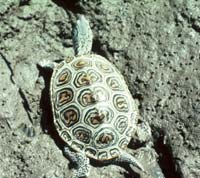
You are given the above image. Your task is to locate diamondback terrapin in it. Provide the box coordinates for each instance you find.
[43,15,148,178]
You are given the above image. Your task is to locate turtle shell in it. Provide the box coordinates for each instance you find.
[50,54,138,161]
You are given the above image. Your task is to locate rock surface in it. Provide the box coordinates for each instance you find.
[0,0,199,178]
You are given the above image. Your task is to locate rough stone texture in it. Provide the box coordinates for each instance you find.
[0,0,199,178]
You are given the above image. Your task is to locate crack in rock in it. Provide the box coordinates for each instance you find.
[0,52,15,84]
[18,88,33,124]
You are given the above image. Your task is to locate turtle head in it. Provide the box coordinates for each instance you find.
[72,15,93,56]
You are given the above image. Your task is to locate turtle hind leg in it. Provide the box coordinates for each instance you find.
[115,150,145,173]
[63,146,90,178]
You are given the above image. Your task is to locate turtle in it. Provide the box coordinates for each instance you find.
[41,15,149,178]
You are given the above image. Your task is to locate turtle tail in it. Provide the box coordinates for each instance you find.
[115,150,147,174]
[72,15,93,56]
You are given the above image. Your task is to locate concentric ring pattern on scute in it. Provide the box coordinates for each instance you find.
[50,54,138,161]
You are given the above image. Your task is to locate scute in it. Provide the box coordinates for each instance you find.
[50,54,138,161]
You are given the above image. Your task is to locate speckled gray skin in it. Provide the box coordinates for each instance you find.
[0,0,199,178]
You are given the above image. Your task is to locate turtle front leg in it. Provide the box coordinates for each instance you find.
[63,146,90,178]
[37,59,57,71]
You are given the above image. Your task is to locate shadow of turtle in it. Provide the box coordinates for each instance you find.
[52,0,83,14]
[38,65,65,150]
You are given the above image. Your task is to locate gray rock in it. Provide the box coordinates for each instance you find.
[0,0,199,178]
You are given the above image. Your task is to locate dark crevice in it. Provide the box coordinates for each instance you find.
[17,16,33,21]
[92,39,110,59]
[18,88,32,113]
[152,128,182,178]
[19,0,30,6]
[0,52,15,84]
[18,88,33,124]
[191,23,200,34]
[52,0,83,14]
[124,169,140,178]
[180,12,188,21]
[132,93,144,102]
[122,164,140,178]
[179,12,200,34]
[128,138,146,150]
